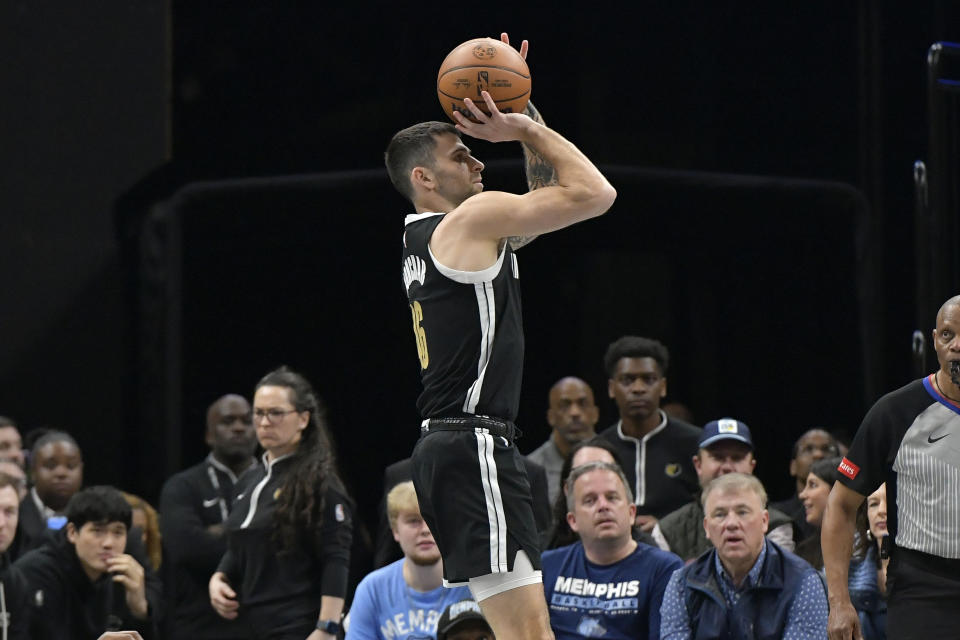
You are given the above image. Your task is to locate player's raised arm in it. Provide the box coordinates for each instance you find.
[450,91,616,242]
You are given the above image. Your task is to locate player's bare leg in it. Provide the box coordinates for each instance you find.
[477,583,554,640]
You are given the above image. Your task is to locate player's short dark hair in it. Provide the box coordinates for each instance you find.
[603,336,670,377]
[808,456,844,486]
[0,416,16,430]
[66,486,132,530]
[385,121,459,201]
[30,430,81,467]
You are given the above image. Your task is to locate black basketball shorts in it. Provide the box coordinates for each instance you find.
[410,425,542,584]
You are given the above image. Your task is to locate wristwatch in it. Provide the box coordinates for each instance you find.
[316,619,341,635]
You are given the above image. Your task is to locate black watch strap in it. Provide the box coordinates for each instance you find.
[316,619,341,635]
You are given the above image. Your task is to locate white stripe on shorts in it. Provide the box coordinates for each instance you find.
[476,428,508,573]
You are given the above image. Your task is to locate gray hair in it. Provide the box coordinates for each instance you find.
[700,472,768,509]
[565,460,634,511]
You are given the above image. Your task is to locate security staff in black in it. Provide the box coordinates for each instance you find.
[823,294,960,640]
[159,393,258,639]
[386,33,616,639]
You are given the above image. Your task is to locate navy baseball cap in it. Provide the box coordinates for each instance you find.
[698,418,754,450]
[437,600,490,640]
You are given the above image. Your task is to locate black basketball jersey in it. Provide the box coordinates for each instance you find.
[401,212,524,421]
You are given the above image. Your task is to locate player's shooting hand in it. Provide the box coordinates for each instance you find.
[106,554,148,619]
[209,571,240,620]
[827,601,864,640]
[500,32,529,60]
[453,92,534,143]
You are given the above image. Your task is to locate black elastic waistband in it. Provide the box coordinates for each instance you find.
[894,546,960,580]
[420,416,522,441]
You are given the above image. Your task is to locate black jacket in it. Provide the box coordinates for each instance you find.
[8,528,162,640]
[217,454,352,637]
[159,455,255,639]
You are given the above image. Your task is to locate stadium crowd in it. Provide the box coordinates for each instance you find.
[4,318,957,639]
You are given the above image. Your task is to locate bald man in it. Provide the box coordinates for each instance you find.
[159,394,258,639]
[823,295,960,639]
[527,377,599,504]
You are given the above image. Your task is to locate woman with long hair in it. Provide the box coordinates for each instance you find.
[848,483,888,639]
[209,366,352,640]
[795,456,843,570]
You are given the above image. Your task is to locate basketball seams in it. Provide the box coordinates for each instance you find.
[436,88,531,103]
[438,65,531,80]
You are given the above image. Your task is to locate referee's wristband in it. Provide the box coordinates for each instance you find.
[316,619,341,635]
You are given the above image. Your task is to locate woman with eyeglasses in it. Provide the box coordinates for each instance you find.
[209,366,353,640]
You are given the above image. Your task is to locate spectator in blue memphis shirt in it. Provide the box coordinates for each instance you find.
[541,460,682,639]
[659,473,827,639]
[346,482,470,640]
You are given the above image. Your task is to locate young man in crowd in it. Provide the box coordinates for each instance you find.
[653,419,795,561]
[659,473,827,639]
[599,336,701,533]
[347,482,471,640]
[541,461,682,639]
[9,485,162,639]
[159,393,258,639]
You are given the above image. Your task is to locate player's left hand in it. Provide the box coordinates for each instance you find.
[500,32,529,60]
[98,633,144,640]
[453,92,535,143]
[106,553,149,619]
[306,629,332,640]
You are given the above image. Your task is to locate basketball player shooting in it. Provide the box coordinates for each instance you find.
[387,34,616,640]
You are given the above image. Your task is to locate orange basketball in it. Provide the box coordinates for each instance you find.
[437,38,531,123]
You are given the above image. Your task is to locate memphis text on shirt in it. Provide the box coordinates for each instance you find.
[551,577,640,612]
[380,608,441,640]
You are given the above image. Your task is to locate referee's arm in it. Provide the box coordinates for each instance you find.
[822,482,866,640]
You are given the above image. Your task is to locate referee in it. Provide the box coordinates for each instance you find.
[823,294,960,639]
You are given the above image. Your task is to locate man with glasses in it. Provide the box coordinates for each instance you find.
[159,394,257,639]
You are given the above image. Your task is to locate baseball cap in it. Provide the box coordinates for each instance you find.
[698,418,753,450]
[436,600,491,640]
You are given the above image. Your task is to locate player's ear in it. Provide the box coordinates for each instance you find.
[660,377,668,398]
[411,166,434,192]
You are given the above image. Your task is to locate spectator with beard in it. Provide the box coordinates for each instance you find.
[346,481,470,640]
[599,336,701,534]
[160,393,258,640]
[527,377,599,506]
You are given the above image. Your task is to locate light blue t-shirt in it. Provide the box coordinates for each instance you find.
[346,559,471,640]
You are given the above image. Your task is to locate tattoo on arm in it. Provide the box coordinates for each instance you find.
[508,102,557,250]
[521,102,558,191]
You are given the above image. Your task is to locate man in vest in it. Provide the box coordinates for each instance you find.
[659,473,827,639]
[652,418,795,561]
